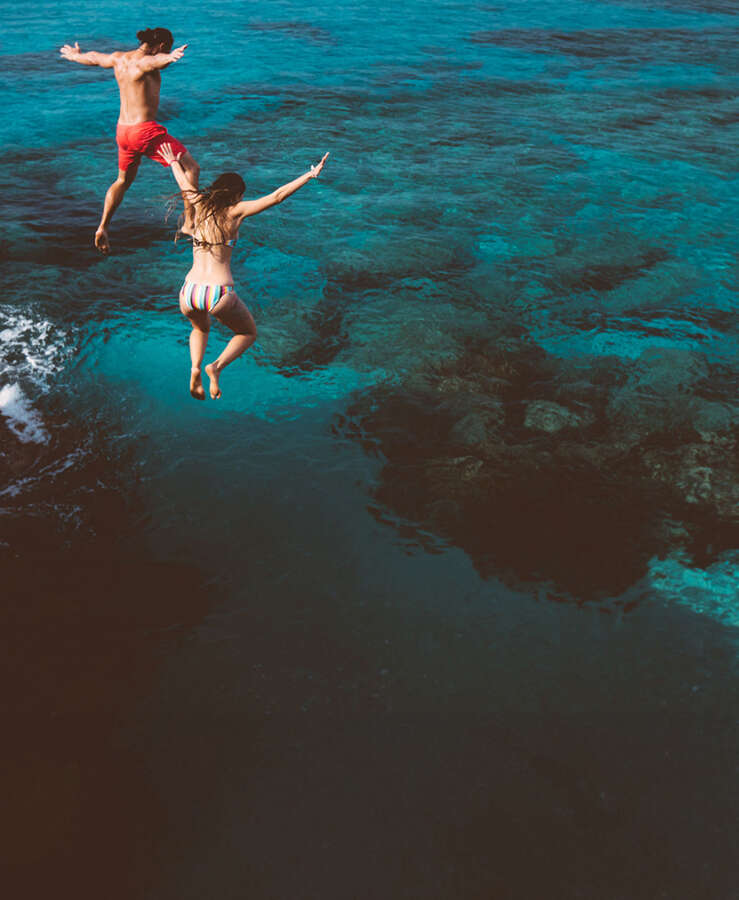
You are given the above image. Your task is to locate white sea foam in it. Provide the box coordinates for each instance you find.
[0,311,70,386]
[0,382,49,444]
[0,309,72,447]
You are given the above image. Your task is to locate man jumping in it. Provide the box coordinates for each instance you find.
[60,27,200,254]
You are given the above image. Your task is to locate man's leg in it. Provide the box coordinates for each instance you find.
[95,160,140,254]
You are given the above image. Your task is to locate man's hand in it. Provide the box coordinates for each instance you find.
[95,228,110,255]
[169,44,187,63]
[60,43,115,67]
[60,42,81,61]
[138,44,188,72]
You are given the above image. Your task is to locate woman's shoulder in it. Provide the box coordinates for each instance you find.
[223,208,242,240]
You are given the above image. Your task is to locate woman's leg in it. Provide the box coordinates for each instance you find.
[205,293,257,399]
[181,305,210,400]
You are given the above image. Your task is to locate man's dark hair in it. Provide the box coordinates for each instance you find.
[136,27,174,53]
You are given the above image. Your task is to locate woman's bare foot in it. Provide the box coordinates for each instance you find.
[190,368,206,400]
[204,362,222,399]
[95,228,110,255]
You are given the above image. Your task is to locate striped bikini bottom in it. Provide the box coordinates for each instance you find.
[179,280,235,313]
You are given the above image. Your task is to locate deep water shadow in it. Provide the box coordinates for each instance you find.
[116,549,739,900]
[276,298,351,374]
[468,26,737,67]
[0,405,216,896]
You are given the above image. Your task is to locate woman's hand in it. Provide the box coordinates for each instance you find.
[310,152,330,178]
[159,142,182,167]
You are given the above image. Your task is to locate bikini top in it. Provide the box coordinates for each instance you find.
[190,234,238,248]
[179,229,238,248]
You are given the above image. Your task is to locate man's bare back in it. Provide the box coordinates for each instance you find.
[114,52,163,124]
[110,45,187,124]
[60,29,198,253]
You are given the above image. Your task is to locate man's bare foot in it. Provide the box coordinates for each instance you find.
[95,228,110,255]
[204,362,222,399]
[190,368,206,400]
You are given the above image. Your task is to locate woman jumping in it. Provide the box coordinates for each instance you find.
[160,142,329,399]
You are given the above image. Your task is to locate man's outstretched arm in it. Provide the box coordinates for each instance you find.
[59,42,117,67]
[137,44,188,72]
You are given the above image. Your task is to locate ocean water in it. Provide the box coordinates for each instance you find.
[1,0,738,897]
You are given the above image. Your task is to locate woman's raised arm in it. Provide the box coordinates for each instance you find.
[232,153,329,221]
[160,143,199,226]
[160,143,197,193]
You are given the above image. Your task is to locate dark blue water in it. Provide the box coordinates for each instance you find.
[2,1,738,897]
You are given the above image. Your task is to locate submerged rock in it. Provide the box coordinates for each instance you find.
[606,348,737,442]
[450,406,504,449]
[524,400,589,433]
[632,347,710,390]
[340,335,738,600]
[642,435,739,522]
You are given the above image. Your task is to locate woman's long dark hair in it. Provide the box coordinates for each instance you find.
[175,172,245,248]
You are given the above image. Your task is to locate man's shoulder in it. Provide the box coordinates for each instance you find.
[109,50,129,70]
[113,49,137,64]
[113,50,148,78]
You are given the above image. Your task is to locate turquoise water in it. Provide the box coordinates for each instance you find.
[2,1,738,897]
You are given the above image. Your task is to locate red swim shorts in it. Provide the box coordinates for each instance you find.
[116,120,188,171]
